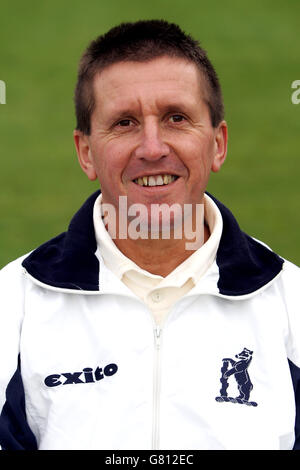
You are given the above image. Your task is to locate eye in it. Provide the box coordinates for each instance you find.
[116,119,134,127]
[169,114,186,123]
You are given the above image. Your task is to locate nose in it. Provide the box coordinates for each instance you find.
[134,119,170,161]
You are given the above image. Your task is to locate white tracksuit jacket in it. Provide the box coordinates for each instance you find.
[0,191,300,450]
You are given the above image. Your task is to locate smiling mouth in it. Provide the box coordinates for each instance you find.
[133,174,179,187]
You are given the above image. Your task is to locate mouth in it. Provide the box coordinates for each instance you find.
[132,174,179,187]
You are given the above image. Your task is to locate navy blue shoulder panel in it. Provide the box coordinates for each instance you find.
[207,193,284,296]
[22,191,100,291]
[0,356,37,450]
[289,359,300,450]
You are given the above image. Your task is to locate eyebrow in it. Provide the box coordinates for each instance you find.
[160,103,193,115]
[104,98,197,125]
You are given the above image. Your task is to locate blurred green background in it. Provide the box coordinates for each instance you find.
[0,0,299,268]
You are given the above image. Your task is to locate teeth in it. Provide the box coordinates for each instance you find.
[148,176,155,187]
[134,174,177,187]
[156,175,164,186]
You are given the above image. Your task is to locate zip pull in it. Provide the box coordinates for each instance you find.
[154,325,162,349]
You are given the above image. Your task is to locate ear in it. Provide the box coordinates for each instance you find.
[211,121,228,173]
[73,130,97,181]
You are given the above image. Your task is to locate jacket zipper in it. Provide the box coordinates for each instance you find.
[152,325,162,450]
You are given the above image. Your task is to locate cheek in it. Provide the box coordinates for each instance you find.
[92,141,128,181]
[183,145,213,179]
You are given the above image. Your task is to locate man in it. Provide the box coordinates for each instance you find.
[0,20,299,450]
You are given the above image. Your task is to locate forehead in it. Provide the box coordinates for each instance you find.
[92,56,205,116]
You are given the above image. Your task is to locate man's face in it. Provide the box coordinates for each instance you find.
[74,56,227,227]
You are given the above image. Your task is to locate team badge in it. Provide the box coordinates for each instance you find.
[215,348,258,407]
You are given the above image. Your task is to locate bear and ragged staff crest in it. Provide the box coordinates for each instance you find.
[215,348,258,407]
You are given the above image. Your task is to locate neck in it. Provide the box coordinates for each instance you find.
[113,223,210,277]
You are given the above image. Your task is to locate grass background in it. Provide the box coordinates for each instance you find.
[0,0,299,268]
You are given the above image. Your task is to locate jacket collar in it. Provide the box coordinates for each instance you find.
[22,190,284,296]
